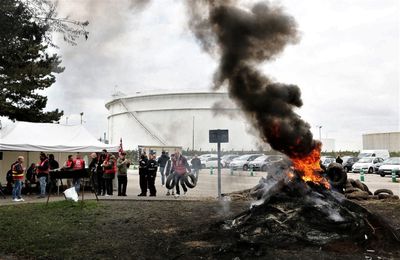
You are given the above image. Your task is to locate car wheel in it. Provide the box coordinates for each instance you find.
[368,167,373,174]
[243,165,248,171]
[261,165,267,172]
[343,167,349,173]
[380,172,386,177]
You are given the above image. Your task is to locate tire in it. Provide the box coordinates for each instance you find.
[344,167,349,173]
[373,189,394,196]
[326,163,347,189]
[165,173,176,189]
[368,167,373,174]
[261,165,267,172]
[243,165,248,171]
[184,173,197,189]
[380,172,386,177]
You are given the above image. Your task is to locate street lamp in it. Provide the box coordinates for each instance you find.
[316,125,322,141]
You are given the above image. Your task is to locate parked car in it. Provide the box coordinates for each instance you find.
[352,157,384,173]
[229,154,263,171]
[377,157,400,177]
[198,154,217,168]
[341,156,359,173]
[221,154,239,168]
[204,156,222,168]
[357,150,390,160]
[248,155,284,171]
[320,156,336,168]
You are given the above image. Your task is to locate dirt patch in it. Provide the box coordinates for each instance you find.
[0,199,399,259]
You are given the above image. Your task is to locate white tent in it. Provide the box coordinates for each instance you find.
[0,121,118,152]
[0,121,119,182]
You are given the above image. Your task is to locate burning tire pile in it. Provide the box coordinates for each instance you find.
[185,0,400,258]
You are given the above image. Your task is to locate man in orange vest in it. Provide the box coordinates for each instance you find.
[11,156,25,202]
[36,152,49,198]
[72,153,85,193]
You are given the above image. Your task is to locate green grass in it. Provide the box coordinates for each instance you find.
[0,201,104,259]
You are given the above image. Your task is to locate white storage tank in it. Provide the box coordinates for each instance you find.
[105,90,267,151]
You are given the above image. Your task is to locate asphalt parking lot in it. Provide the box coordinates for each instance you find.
[1,168,398,205]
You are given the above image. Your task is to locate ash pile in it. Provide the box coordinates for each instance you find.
[220,160,400,256]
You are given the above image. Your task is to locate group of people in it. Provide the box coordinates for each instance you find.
[7,149,196,202]
[137,150,193,198]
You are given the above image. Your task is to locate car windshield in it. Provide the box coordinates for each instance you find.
[235,155,251,160]
[383,158,400,165]
[253,155,267,162]
[358,153,372,158]
[358,158,373,163]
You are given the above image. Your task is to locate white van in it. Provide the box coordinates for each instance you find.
[358,150,390,159]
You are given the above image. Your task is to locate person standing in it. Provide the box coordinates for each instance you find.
[98,149,108,196]
[138,153,148,196]
[11,156,25,202]
[72,153,85,193]
[117,152,130,196]
[62,155,75,170]
[165,153,175,196]
[89,153,99,192]
[171,151,191,198]
[190,154,201,180]
[102,154,116,196]
[336,155,343,164]
[25,163,37,195]
[36,152,49,198]
[48,154,59,170]
[157,151,169,186]
[48,154,59,194]
[147,153,158,197]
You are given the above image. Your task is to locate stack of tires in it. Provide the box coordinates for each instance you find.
[165,172,197,189]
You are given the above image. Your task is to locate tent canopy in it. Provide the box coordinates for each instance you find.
[0,121,119,152]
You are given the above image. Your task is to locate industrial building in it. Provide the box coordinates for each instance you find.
[105,90,268,151]
[363,132,400,152]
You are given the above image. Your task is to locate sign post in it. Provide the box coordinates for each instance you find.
[209,129,229,199]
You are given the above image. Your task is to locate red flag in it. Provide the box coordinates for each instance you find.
[119,138,124,155]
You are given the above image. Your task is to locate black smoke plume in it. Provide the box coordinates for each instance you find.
[187,1,317,158]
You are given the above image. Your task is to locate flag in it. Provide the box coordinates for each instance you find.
[119,138,124,155]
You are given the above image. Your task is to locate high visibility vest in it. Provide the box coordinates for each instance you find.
[37,159,49,174]
[12,162,24,181]
[73,159,84,170]
[174,158,187,175]
[104,159,116,174]
[66,160,73,168]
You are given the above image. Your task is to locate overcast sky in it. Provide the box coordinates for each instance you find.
[39,0,399,151]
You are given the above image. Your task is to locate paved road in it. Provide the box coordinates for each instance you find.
[1,168,399,205]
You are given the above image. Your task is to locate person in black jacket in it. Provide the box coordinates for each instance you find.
[336,155,343,164]
[157,151,169,186]
[190,154,201,180]
[147,153,158,197]
[138,153,148,196]
[97,149,108,196]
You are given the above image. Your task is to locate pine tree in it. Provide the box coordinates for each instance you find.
[0,0,87,122]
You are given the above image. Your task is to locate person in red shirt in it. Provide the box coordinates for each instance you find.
[102,154,116,196]
[11,156,25,202]
[72,154,85,193]
[36,152,49,198]
[171,151,191,198]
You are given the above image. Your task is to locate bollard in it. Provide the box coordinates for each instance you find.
[392,169,398,183]
[230,167,234,176]
[210,166,214,175]
[250,165,254,177]
[360,168,365,182]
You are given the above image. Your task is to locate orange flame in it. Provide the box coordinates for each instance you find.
[291,145,330,189]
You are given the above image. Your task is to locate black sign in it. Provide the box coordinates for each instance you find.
[209,129,229,143]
